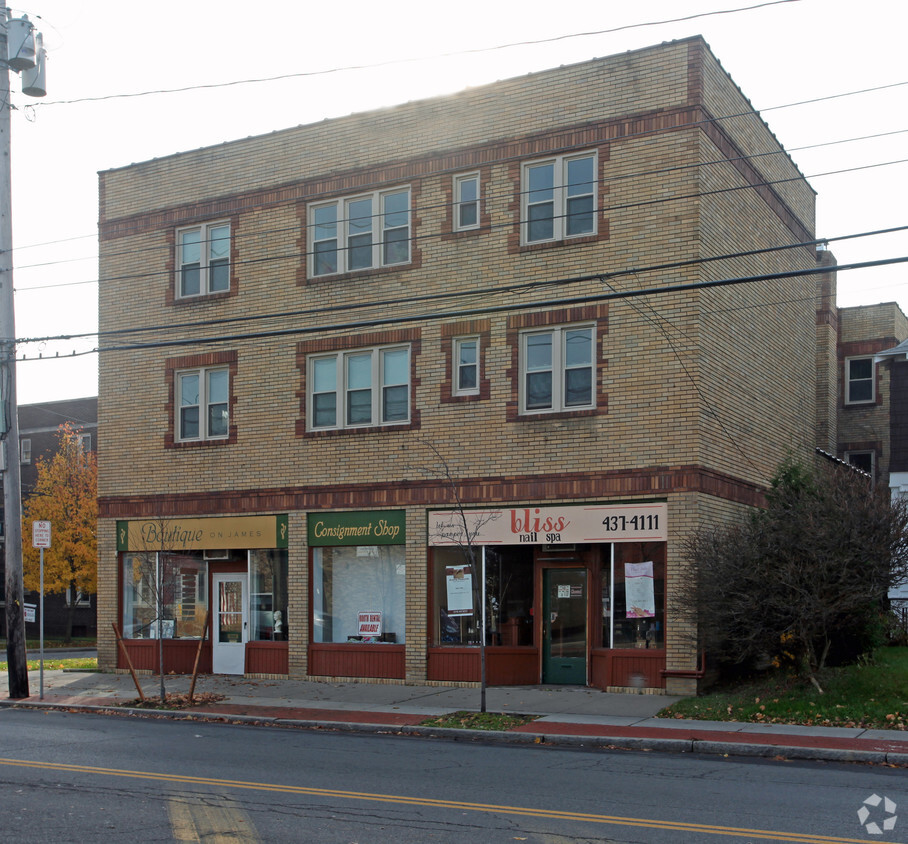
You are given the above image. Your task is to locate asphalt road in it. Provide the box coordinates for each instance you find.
[0,708,905,843]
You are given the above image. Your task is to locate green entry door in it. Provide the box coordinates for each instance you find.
[542,568,587,684]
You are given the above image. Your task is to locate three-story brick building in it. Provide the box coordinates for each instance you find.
[97,37,829,694]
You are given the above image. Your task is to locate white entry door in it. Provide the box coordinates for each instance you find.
[212,573,247,674]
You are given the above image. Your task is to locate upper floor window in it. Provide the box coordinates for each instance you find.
[522,152,596,244]
[845,357,875,404]
[453,173,480,231]
[177,367,229,441]
[310,188,410,277]
[20,437,31,464]
[453,336,479,396]
[79,433,92,452]
[177,222,230,298]
[310,345,410,430]
[520,324,594,414]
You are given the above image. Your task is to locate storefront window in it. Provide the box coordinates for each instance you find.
[431,547,534,645]
[122,552,208,639]
[600,543,665,649]
[312,545,406,643]
[250,549,288,641]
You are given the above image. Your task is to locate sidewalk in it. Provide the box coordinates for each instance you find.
[4,669,907,766]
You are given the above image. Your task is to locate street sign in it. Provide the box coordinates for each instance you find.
[32,520,51,548]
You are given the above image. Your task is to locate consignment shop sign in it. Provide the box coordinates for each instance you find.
[118,515,289,551]
[428,503,667,546]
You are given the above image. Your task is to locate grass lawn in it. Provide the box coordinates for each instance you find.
[0,657,98,672]
[420,711,538,731]
[658,647,908,730]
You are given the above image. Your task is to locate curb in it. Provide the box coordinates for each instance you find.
[3,699,906,766]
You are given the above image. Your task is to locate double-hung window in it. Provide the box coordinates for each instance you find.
[845,357,875,404]
[177,367,229,441]
[521,325,594,413]
[177,222,230,298]
[453,336,479,396]
[310,345,410,430]
[310,188,411,277]
[522,152,596,244]
[453,173,480,231]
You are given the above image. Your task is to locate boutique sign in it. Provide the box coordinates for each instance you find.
[117,514,289,551]
[428,503,667,546]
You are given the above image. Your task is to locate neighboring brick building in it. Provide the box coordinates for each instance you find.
[837,302,908,606]
[96,37,829,694]
[0,398,98,639]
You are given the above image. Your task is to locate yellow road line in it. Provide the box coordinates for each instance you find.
[0,756,893,844]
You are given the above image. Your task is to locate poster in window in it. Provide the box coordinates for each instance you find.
[624,561,655,618]
[446,565,473,616]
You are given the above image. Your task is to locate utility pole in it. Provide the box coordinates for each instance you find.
[1,2,46,699]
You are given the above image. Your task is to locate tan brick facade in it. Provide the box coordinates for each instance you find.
[97,37,827,694]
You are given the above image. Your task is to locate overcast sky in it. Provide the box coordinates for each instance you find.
[8,0,907,405]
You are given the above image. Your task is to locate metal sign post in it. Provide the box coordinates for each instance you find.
[32,521,51,700]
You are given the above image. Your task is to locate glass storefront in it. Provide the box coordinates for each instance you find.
[601,543,665,649]
[121,548,289,641]
[431,546,533,645]
[312,545,406,643]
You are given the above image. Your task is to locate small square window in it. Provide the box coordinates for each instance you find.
[845,450,874,478]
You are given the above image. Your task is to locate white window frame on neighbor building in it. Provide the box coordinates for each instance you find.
[521,151,597,244]
[79,433,92,452]
[309,187,411,277]
[845,450,875,478]
[309,345,410,430]
[65,587,92,608]
[177,221,231,299]
[453,336,480,396]
[845,356,875,404]
[453,172,480,231]
[520,324,595,414]
[20,437,31,464]
[176,366,230,442]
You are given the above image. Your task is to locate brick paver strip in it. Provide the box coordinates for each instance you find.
[510,721,908,753]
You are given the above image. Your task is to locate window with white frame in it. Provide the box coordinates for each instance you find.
[310,188,411,277]
[310,345,410,430]
[176,367,229,441]
[520,324,595,413]
[20,437,31,464]
[845,450,875,478]
[177,222,230,298]
[453,336,479,396]
[522,152,596,244]
[79,433,92,452]
[845,357,875,404]
[453,173,480,231]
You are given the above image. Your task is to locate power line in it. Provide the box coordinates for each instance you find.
[32,2,803,108]
[13,124,908,282]
[16,226,904,346]
[13,148,908,296]
[17,255,906,360]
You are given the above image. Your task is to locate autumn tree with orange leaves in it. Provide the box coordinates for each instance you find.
[21,423,98,642]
